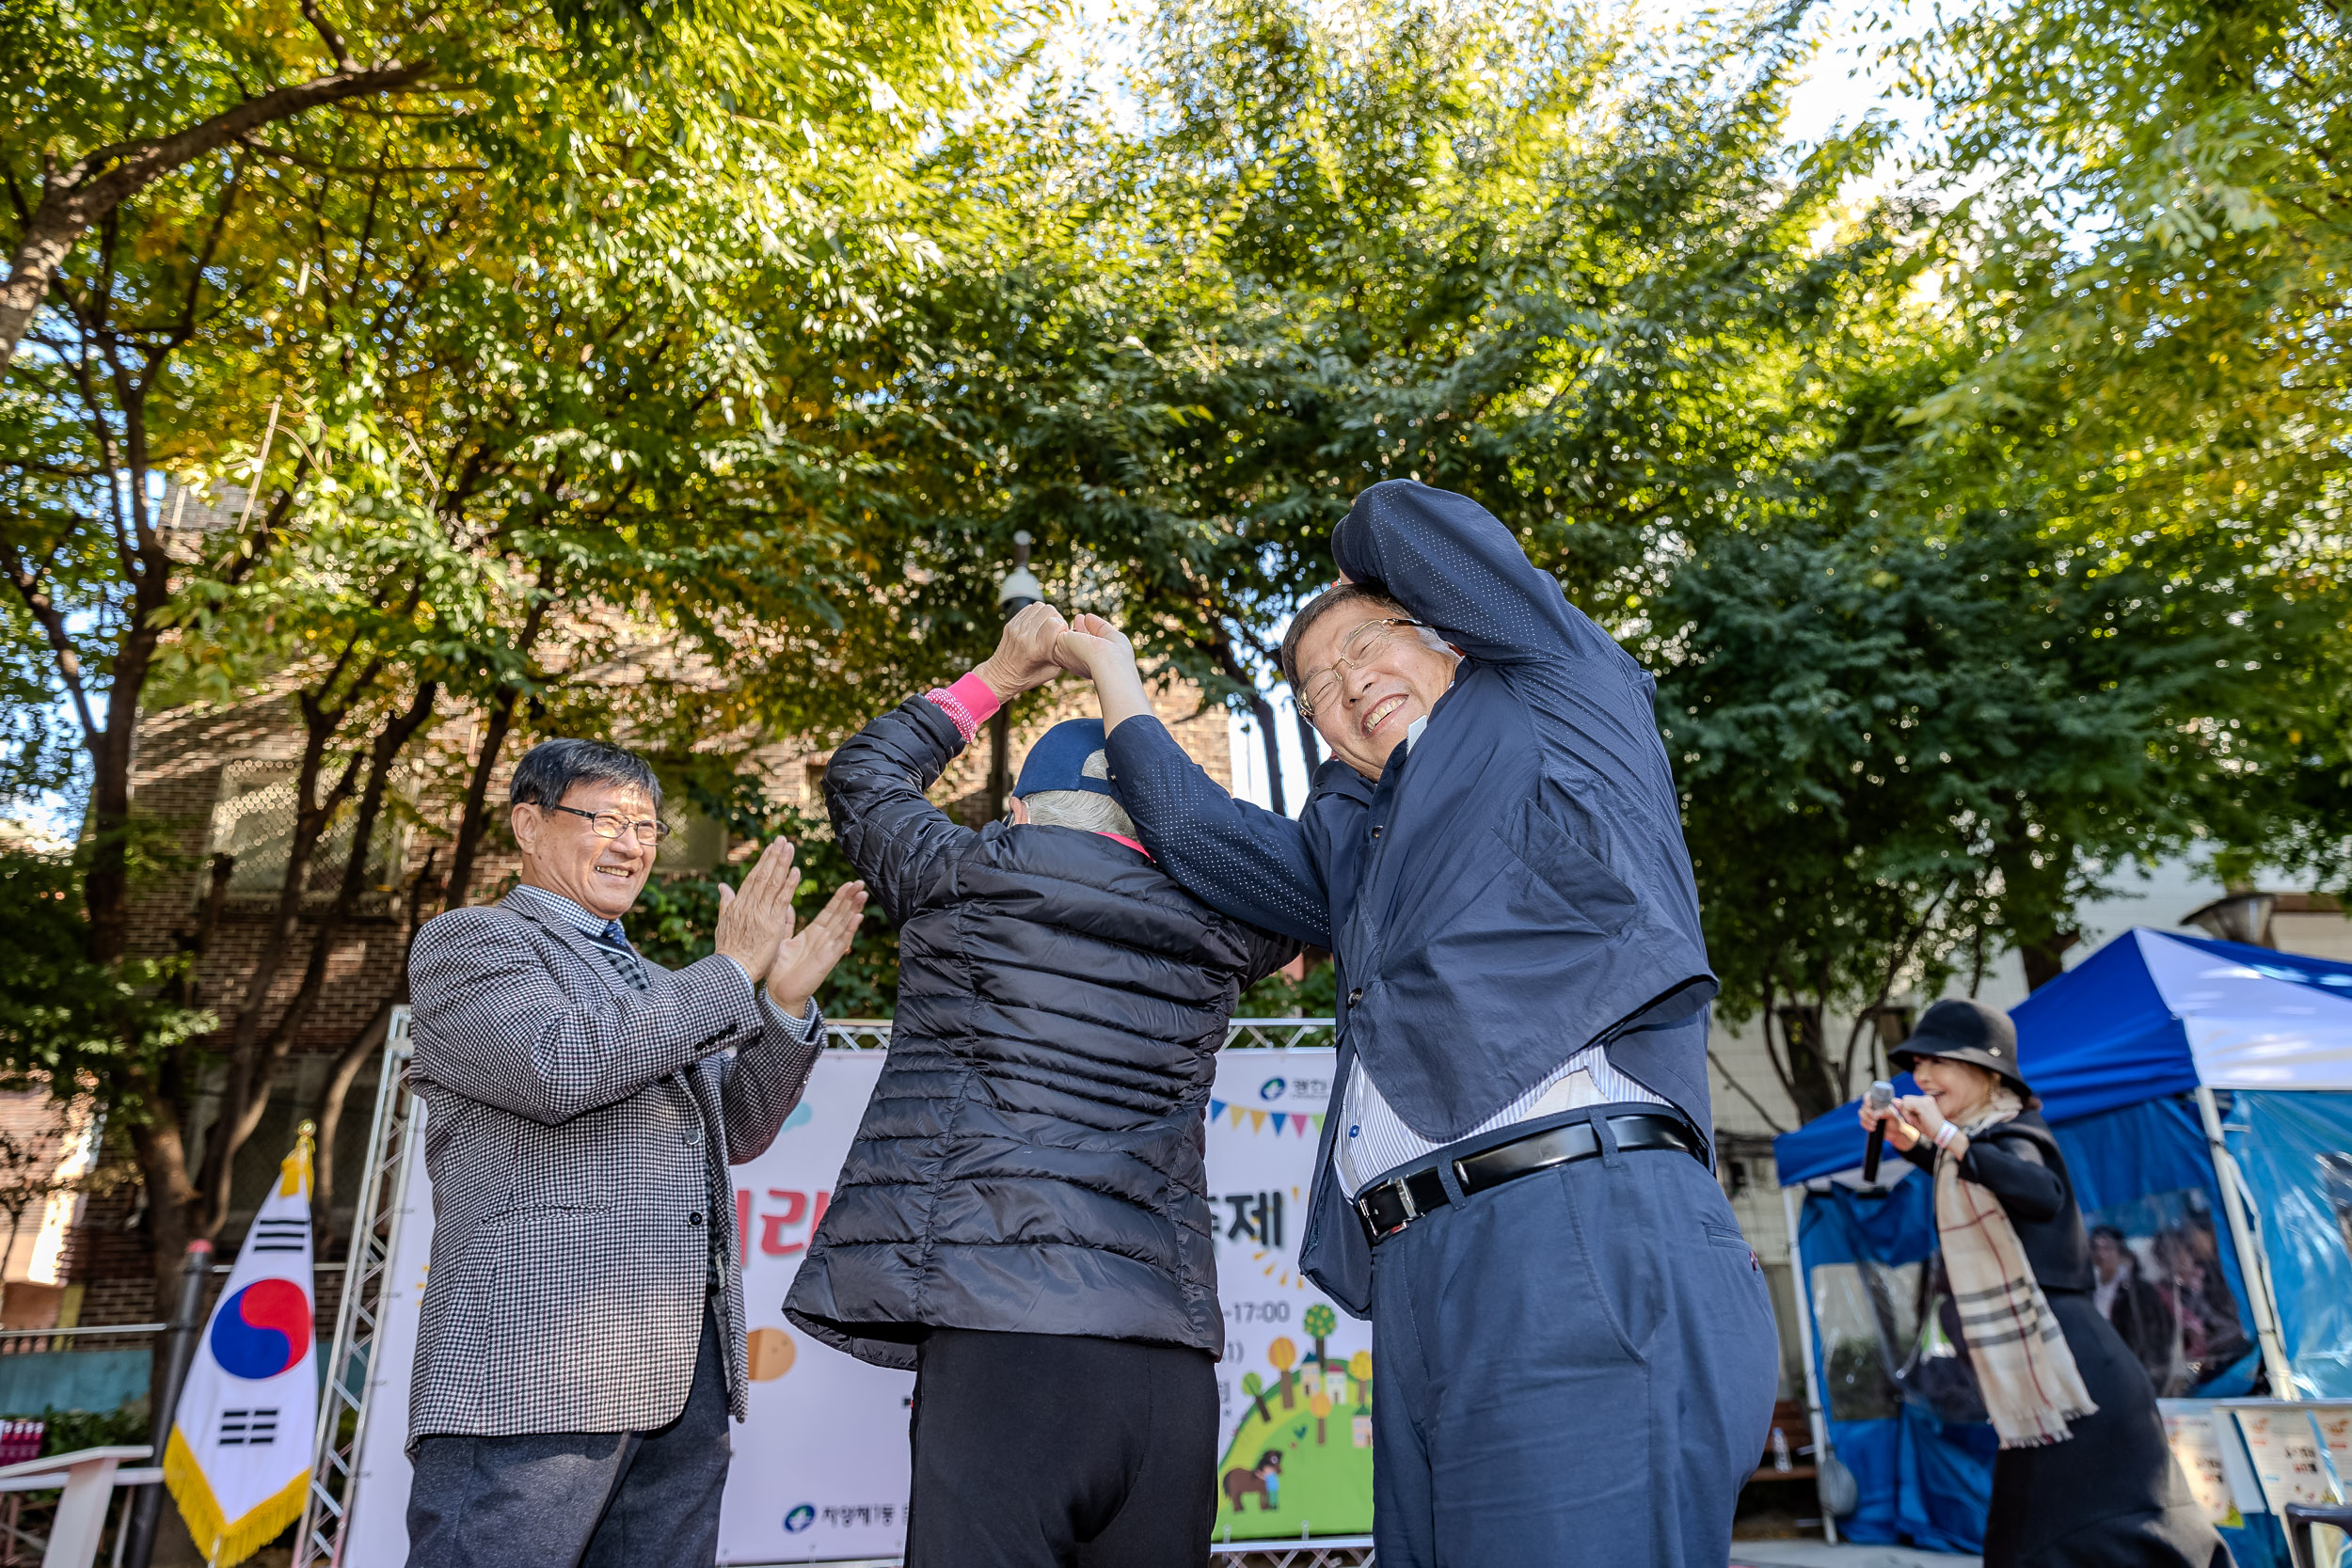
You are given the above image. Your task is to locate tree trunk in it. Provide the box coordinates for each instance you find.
[310,999,393,1254]
[127,1113,203,1392]
[444,687,518,911]
[81,613,165,964]
[443,561,555,910]
[311,849,438,1250]
[1998,838,2079,992]
[2021,935,2078,991]
[199,683,436,1237]
[1248,690,1286,816]
[1776,1001,1842,1124]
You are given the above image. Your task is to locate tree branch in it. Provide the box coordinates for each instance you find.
[1708,1048,1788,1134]
[299,0,359,71]
[0,56,433,368]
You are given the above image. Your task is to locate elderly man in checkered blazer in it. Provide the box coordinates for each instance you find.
[404,738,867,1568]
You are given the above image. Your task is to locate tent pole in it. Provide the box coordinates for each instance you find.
[2194,1085,2296,1398]
[1781,1184,1839,1544]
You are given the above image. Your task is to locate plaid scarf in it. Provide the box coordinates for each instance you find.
[1935,1094,2099,1449]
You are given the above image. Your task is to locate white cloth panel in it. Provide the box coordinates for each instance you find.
[2137,929,2352,1093]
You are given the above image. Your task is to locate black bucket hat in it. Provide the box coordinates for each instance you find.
[1888,998,2029,1096]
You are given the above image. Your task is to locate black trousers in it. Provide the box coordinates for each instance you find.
[905,1328,1217,1568]
[405,1304,732,1568]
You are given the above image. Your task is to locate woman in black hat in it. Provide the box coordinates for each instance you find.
[1859,998,2230,1568]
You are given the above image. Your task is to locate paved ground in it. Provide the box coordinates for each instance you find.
[1729,1541,1979,1568]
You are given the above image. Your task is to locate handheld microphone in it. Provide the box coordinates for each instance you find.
[1862,1080,1896,1182]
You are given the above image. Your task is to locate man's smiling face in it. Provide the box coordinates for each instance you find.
[511,779,660,921]
[1294,610,1461,780]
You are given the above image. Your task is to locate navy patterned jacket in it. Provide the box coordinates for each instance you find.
[1103,480,1717,1313]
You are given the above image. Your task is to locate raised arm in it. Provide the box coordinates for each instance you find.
[409,908,766,1125]
[1332,480,1616,667]
[1058,614,1337,947]
[826,602,1072,927]
[1105,716,1336,949]
[823,699,980,927]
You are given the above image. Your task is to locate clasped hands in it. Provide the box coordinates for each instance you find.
[711,839,868,1021]
[975,602,1138,701]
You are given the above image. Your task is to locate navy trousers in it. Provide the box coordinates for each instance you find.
[1366,1106,1779,1567]
[405,1303,732,1568]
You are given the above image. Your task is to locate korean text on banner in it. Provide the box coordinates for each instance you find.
[167,1129,319,1566]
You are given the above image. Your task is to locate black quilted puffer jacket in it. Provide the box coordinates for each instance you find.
[783,696,1297,1369]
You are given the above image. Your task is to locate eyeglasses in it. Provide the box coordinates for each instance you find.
[541,803,671,845]
[1295,618,1431,720]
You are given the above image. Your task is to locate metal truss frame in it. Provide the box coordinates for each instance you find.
[294,1007,415,1568]
[296,1016,1356,1567]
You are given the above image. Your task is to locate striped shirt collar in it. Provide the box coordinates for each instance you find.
[508,882,622,942]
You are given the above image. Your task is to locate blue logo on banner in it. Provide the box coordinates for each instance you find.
[1259,1077,1286,1101]
[783,1505,815,1533]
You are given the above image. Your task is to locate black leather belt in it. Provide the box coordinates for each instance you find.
[1354,1112,1708,1244]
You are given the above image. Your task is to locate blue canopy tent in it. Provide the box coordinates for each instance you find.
[1773,927,2352,1555]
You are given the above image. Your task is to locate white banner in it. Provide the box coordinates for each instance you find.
[342,1046,1359,1565]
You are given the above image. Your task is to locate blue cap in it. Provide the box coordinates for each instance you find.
[1013,719,1116,799]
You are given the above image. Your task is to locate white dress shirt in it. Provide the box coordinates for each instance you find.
[1332,718,1668,1196]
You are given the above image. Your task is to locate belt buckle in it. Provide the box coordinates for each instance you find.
[1355,1178,1420,1243]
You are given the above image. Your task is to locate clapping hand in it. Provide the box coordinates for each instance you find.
[713,838,803,984]
[1054,612,1136,678]
[1055,612,1153,736]
[765,879,870,1021]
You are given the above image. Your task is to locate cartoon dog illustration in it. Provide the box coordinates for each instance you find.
[1222,1450,1283,1512]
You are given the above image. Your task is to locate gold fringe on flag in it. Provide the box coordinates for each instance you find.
[165,1418,310,1566]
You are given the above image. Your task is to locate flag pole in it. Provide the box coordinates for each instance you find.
[123,1240,214,1568]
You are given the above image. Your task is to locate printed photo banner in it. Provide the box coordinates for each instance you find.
[342,1045,1362,1564]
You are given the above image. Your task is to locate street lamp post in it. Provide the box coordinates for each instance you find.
[988,531,1041,821]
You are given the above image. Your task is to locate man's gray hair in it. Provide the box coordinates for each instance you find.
[509,738,663,811]
[1025,789,1138,837]
[1279,582,1416,689]
[1021,747,1136,836]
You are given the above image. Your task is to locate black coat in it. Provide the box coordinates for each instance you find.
[782,697,1297,1370]
[1905,1115,2231,1568]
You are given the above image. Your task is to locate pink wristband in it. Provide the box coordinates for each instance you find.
[1934,1122,1960,1149]
[923,670,1004,744]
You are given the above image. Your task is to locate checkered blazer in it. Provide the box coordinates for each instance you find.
[405,891,820,1443]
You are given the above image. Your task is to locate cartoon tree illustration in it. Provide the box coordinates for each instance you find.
[1349,1350,1374,1411]
[1303,1303,1336,1370]
[1242,1371,1272,1422]
[1269,1337,1298,1408]
[1309,1389,1333,1445]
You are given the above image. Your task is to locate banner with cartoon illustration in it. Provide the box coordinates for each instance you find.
[1203,1049,1375,1543]
[342,1045,1357,1564]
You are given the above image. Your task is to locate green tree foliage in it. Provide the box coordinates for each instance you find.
[1891,0,2352,891]
[1,0,1005,1288]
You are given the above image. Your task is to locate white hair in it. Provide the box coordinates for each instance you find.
[1021,749,1136,836]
